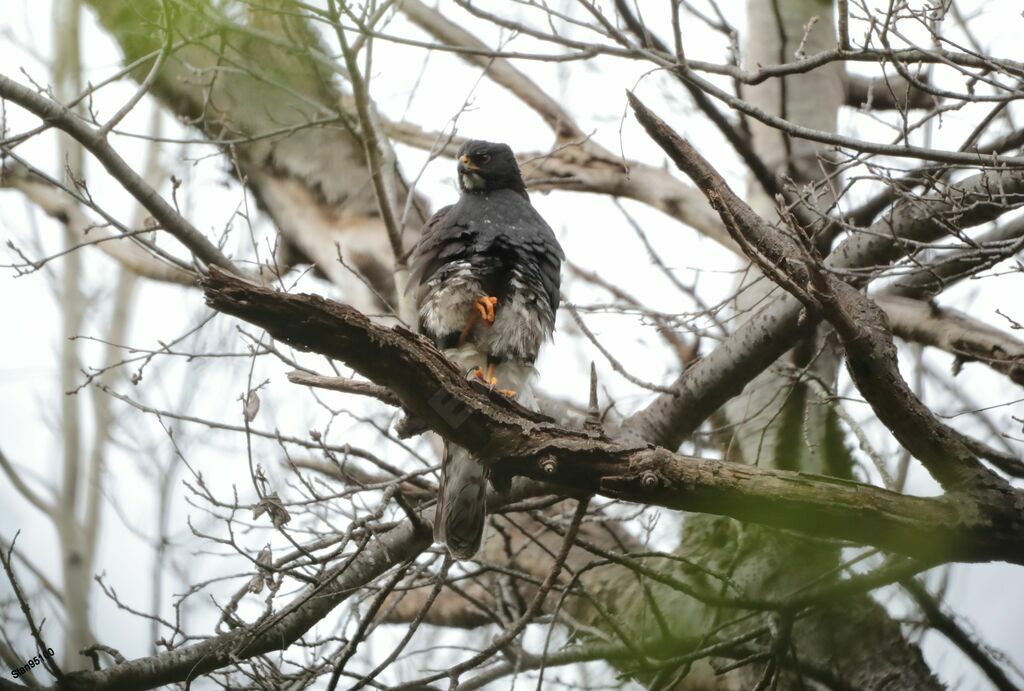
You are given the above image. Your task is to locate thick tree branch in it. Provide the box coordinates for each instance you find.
[878,295,1024,387]
[626,91,1009,494]
[624,121,1024,450]
[198,268,1024,565]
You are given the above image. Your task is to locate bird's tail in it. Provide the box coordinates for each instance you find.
[435,349,539,560]
[435,442,487,560]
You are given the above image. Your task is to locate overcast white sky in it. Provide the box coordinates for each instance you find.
[1,1,1022,689]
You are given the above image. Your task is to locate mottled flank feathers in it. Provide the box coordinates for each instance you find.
[408,139,563,560]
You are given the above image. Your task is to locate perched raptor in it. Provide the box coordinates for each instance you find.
[409,140,564,559]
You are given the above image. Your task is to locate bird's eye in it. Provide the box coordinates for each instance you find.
[477,153,491,163]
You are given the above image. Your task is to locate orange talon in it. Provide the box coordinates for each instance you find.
[472,364,515,397]
[458,296,499,346]
[474,295,498,326]
[472,365,497,387]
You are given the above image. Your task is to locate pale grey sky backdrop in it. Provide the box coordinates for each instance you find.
[1,1,1022,688]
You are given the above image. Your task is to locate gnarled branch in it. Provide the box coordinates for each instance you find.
[199,268,1024,565]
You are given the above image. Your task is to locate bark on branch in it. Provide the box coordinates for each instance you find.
[878,295,1024,387]
[624,113,1024,451]
[198,268,1024,565]
[625,91,1015,494]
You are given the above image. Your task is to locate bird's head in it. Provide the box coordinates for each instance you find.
[456,140,526,197]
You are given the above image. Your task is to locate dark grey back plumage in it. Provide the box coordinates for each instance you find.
[409,140,563,560]
[409,188,563,360]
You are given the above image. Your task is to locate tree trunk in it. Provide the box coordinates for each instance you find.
[54,0,96,669]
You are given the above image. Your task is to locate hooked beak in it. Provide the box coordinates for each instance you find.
[458,154,479,172]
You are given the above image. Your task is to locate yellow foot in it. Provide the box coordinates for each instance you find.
[474,295,498,326]
[471,365,517,397]
[473,365,497,387]
[458,296,499,346]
